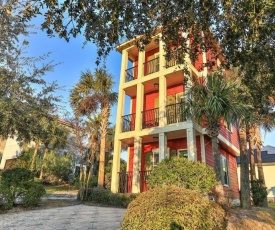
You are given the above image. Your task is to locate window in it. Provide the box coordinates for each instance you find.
[169,149,188,159]
[224,120,233,132]
[145,148,160,170]
[220,155,230,186]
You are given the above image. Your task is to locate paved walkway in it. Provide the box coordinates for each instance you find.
[0,204,126,230]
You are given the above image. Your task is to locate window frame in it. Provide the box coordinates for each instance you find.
[220,155,230,186]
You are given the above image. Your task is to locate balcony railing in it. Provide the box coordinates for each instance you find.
[140,170,151,192]
[144,57,159,76]
[166,102,186,124]
[125,66,138,82]
[118,171,133,193]
[165,57,176,68]
[142,108,159,129]
[122,113,136,132]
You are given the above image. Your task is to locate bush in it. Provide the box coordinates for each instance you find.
[86,187,138,208]
[0,168,46,209]
[121,186,226,230]
[251,179,268,206]
[22,184,46,207]
[147,157,217,193]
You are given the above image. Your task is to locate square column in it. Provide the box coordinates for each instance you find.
[132,137,142,193]
[111,140,122,193]
[158,75,167,127]
[200,134,206,164]
[159,133,167,161]
[159,34,165,72]
[121,50,129,83]
[135,83,144,131]
[187,128,197,161]
[138,50,145,79]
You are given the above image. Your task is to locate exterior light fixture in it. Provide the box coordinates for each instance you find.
[154,83,159,89]
[153,136,159,142]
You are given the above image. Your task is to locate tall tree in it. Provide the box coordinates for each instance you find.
[70,68,117,187]
[185,71,249,183]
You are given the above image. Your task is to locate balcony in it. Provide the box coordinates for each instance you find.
[118,171,133,193]
[125,66,138,82]
[142,108,159,129]
[165,57,176,68]
[144,57,159,76]
[118,170,151,193]
[122,114,136,132]
[166,102,186,124]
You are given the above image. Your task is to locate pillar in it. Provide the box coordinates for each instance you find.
[111,140,122,193]
[158,75,167,127]
[132,137,142,193]
[159,132,167,161]
[187,128,197,161]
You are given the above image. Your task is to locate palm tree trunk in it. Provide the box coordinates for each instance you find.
[98,105,109,187]
[239,123,251,209]
[30,142,39,171]
[248,125,256,181]
[39,146,48,180]
[212,135,222,182]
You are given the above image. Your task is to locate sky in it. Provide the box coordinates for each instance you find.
[25,17,275,147]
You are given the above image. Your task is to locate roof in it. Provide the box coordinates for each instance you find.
[236,145,275,164]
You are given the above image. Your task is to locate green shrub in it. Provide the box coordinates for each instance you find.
[86,187,138,208]
[147,157,217,193]
[0,168,45,209]
[22,184,46,207]
[251,179,268,206]
[121,186,226,230]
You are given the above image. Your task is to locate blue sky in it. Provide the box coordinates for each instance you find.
[25,18,275,147]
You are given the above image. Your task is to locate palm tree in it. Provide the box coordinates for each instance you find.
[70,68,117,187]
[39,120,68,179]
[185,71,248,182]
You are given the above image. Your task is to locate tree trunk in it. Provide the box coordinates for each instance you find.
[239,124,251,209]
[98,104,110,187]
[248,126,256,181]
[30,142,39,171]
[212,135,222,182]
[39,146,48,180]
[255,125,268,207]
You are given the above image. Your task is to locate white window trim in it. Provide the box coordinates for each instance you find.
[220,155,230,186]
[177,149,188,158]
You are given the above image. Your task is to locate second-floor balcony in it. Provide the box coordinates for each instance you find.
[121,102,186,132]
[142,108,159,129]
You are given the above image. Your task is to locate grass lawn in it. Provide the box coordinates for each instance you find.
[269,202,275,210]
[43,184,76,194]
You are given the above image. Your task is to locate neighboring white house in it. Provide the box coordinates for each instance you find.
[237,145,275,202]
[0,118,78,170]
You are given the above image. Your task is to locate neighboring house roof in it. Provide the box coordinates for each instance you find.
[236,145,275,164]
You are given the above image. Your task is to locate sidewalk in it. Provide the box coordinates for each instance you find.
[0,204,126,230]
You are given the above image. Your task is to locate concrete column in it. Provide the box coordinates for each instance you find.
[200,134,206,164]
[159,34,165,71]
[138,50,145,79]
[187,128,197,161]
[135,83,144,131]
[121,49,129,83]
[201,31,208,78]
[159,133,167,161]
[111,140,122,193]
[132,137,142,193]
[158,75,167,127]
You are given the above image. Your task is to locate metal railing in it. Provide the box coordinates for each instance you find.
[122,113,136,132]
[125,66,138,82]
[165,102,186,124]
[142,108,159,129]
[140,170,151,192]
[144,57,159,76]
[118,171,133,193]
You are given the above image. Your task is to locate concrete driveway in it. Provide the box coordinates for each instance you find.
[0,204,126,230]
